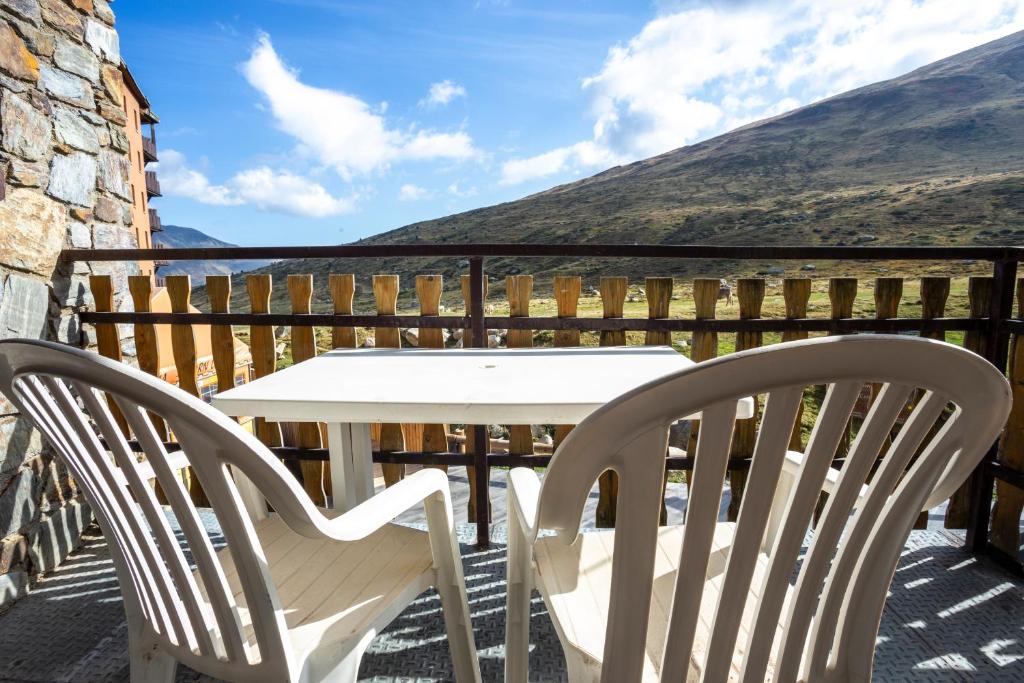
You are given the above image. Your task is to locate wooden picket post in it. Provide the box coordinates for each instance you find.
[206,276,237,394]
[728,278,765,521]
[992,278,1024,557]
[329,274,356,349]
[126,275,165,440]
[553,275,581,449]
[373,274,405,487]
[506,275,535,457]
[595,276,627,527]
[914,277,951,529]
[920,277,951,340]
[246,275,281,448]
[686,279,721,461]
[287,274,328,505]
[165,275,208,506]
[871,277,903,452]
[460,274,489,522]
[782,278,811,450]
[947,276,993,528]
[645,277,673,346]
[415,275,448,465]
[829,277,858,457]
[599,277,627,347]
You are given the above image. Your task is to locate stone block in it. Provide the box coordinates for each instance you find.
[53,269,93,308]
[83,19,117,62]
[2,0,42,25]
[38,64,93,108]
[68,219,91,248]
[0,22,39,82]
[0,91,50,160]
[96,148,128,199]
[94,0,114,26]
[56,314,81,346]
[92,195,118,223]
[107,123,127,152]
[52,103,99,153]
[0,533,29,573]
[28,497,90,573]
[47,151,95,206]
[0,467,40,538]
[0,569,28,608]
[0,415,42,476]
[0,187,68,275]
[53,36,98,82]
[6,157,46,187]
[39,0,83,39]
[0,273,50,340]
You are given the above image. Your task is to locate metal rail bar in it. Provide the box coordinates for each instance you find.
[60,244,1024,262]
[77,311,986,333]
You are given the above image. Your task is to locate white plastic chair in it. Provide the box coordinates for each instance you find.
[0,339,481,682]
[504,335,1011,682]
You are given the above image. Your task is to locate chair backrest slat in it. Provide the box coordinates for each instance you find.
[774,382,915,681]
[118,398,248,663]
[700,386,803,681]
[74,380,213,656]
[45,377,188,648]
[536,335,1010,682]
[803,389,948,679]
[0,340,320,680]
[658,401,738,681]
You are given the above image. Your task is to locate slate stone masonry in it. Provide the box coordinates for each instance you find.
[0,0,138,609]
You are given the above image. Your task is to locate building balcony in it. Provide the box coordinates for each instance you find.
[145,170,161,197]
[148,208,161,232]
[142,135,157,163]
[153,242,169,268]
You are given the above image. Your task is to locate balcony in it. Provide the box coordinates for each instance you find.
[152,242,169,267]
[142,135,157,163]
[148,208,161,232]
[21,243,1024,680]
[145,170,161,197]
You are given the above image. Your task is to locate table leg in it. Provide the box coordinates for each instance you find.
[349,423,375,503]
[327,422,356,511]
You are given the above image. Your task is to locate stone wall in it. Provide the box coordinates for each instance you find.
[0,0,138,608]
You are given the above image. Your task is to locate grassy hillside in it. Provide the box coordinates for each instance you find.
[194,30,1024,314]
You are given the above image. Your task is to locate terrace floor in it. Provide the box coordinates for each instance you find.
[0,470,1022,682]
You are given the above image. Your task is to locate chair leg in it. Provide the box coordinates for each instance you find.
[128,624,177,683]
[504,509,533,683]
[425,493,482,682]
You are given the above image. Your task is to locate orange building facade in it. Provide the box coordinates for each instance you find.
[119,64,252,398]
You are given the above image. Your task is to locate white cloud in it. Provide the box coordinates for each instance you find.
[500,0,1024,184]
[156,149,355,218]
[157,149,240,206]
[398,183,432,201]
[242,35,479,179]
[448,181,478,198]
[422,79,467,107]
[231,167,357,217]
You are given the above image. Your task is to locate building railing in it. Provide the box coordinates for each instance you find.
[60,243,1024,569]
[142,135,157,163]
[152,242,169,267]
[148,208,161,232]
[144,170,161,197]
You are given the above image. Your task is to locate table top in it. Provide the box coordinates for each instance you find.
[213,346,754,425]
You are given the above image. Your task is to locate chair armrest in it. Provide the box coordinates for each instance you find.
[508,467,542,542]
[782,451,869,500]
[279,468,453,543]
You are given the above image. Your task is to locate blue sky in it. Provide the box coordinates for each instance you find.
[115,0,1024,247]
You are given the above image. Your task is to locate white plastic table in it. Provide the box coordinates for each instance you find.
[213,346,754,511]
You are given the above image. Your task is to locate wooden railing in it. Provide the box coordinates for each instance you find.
[63,244,1024,567]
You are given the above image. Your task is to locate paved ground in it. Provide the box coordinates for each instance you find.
[0,470,1022,682]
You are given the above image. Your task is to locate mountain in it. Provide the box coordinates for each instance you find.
[208,30,1024,312]
[153,224,273,282]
